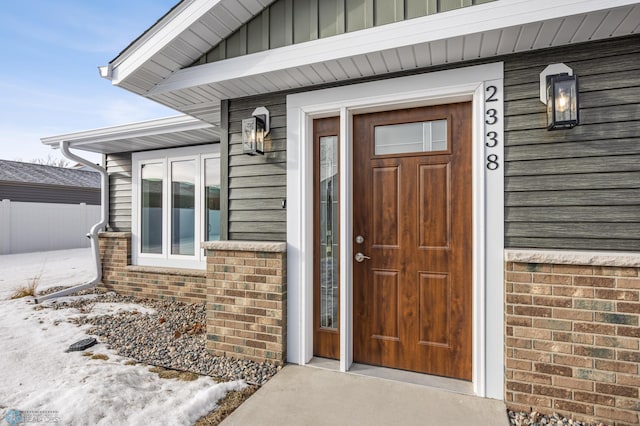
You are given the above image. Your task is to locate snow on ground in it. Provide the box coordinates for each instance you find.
[0,249,244,425]
[81,302,157,318]
[0,248,95,300]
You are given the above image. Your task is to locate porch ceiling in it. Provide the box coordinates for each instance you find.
[41,115,218,154]
[106,0,640,127]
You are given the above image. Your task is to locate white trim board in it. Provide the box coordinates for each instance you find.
[131,144,220,270]
[148,0,639,97]
[41,115,218,155]
[286,62,505,400]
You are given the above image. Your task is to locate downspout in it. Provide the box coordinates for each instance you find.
[36,141,109,303]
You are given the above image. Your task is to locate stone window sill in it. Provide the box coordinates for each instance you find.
[505,249,640,267]
[125,265,207,277]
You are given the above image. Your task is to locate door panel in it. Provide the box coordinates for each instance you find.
[353,103,472,380]
[371,167,400,248]
[418,164,450,248]
[313,117,340,360]
[418,273,450,346]
[371,270,400,340]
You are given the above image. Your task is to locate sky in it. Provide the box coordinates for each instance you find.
[0,0,179,164]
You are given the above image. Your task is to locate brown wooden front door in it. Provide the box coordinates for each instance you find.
[313,117,340,359]
[353,103,472,380]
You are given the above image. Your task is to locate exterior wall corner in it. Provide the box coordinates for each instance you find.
[205,241,287,365]
[504,252,640,425]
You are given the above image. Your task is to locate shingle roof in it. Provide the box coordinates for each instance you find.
[0,160,100,189]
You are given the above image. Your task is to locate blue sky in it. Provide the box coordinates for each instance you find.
[0,0,178,164]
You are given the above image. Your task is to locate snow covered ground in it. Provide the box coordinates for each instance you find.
[0,249,244,425]
[0,248,94,300]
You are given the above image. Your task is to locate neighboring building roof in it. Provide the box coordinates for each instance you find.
[100,0,640,127]
[41,114,218,154]
[0,160,100,189]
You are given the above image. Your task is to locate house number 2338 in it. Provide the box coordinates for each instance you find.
[485,85,500,170]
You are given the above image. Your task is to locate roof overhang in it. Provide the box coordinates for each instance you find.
[105,0,640,127]
[41,115,219,154]
[103,0,276,91]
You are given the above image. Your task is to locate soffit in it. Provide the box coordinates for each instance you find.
[109,0,276,92]
[41,115,219,154]
[110,0,640,127]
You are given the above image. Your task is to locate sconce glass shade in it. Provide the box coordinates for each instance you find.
[242,115,265,155]
[546,73,579,130]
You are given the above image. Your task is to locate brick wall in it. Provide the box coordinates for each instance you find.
[505,255,640,425]
[98,232,207,304]
[204,241,287,365]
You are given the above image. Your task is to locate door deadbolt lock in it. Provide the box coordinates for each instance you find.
[355,252,370,262]
[355,235,364,244]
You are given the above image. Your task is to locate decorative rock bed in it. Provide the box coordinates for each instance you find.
[508,410,608,426]
[40,288,280,385]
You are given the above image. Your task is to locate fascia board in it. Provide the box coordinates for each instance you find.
[147,0,639,96]
[109,0,222,85]
[41,115,214,147]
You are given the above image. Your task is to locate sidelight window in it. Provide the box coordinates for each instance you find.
[319,135,339,330]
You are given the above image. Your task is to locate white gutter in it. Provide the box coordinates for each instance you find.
[36,141,109,303]
[40,114,217,151]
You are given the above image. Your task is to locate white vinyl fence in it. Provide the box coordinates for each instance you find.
[0,200,101,254]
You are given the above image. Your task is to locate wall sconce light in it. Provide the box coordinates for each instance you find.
[242,106,270,155]
[540,63,579,130]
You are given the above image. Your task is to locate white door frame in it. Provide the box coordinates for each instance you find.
[286,62,504,399]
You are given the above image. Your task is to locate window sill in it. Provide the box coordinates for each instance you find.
[126,265,207,277]
[202,240,286,253]
[505,249,640,268]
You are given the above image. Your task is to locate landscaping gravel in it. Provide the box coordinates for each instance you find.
[40,288,280,385]
[508,410,607,426]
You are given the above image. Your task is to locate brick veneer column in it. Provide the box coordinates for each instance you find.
[505,250,640,426]
[98,232,131,285]
[203,241,287,365]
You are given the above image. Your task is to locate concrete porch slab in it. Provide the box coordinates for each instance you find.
[222,365,508,425]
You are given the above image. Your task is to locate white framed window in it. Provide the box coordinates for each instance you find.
[132,145,220,269]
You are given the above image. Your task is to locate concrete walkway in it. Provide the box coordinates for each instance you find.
[222,365,508,426]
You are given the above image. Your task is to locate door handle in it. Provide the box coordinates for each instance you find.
[355,252,370,262]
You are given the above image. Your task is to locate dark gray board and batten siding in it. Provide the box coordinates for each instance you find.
[193,0,494,66]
